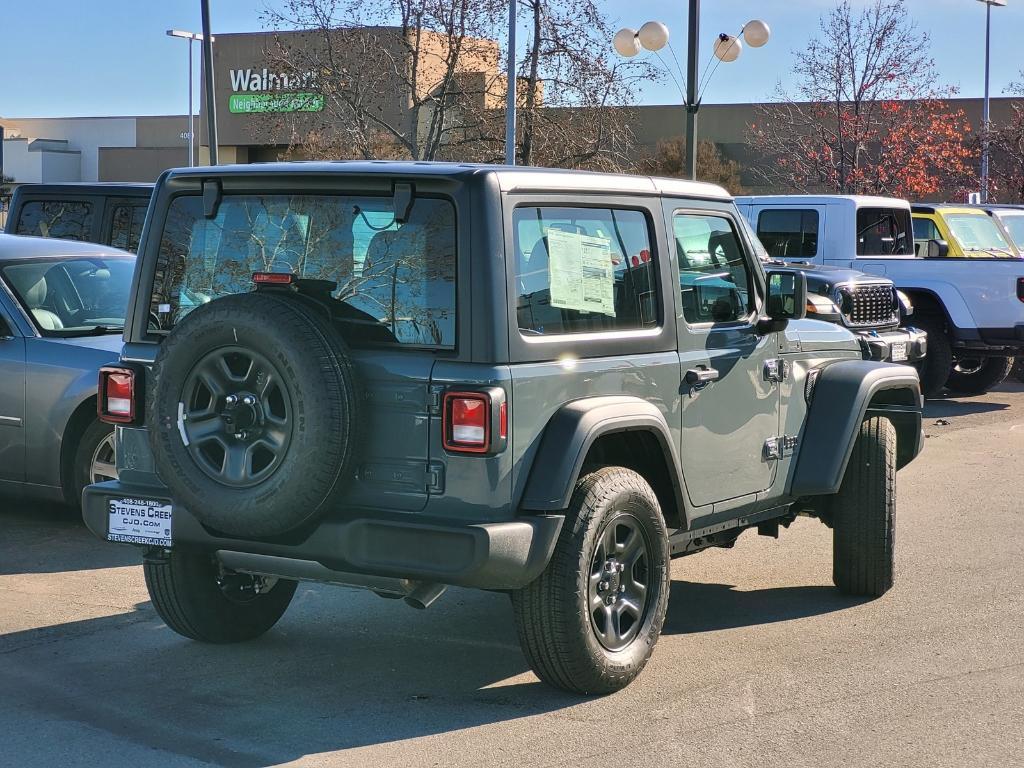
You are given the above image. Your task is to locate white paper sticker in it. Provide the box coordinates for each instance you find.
[547,229,616,316]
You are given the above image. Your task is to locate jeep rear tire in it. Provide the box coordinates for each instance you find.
[144,550,297,643]
[149,292,360,538]
[944,356,1014,396]
[511,467,670,695]
[910,316,952,398]
[832,417,896,598]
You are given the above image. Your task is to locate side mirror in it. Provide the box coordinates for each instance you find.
[927,239,949,259]
[759,270,807,334]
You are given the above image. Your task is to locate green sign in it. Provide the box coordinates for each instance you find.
[228,92,324,114]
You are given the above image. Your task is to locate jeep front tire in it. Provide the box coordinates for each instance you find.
[511,467,670,695]
[832,417,896,597]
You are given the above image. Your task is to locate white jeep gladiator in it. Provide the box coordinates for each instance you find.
[735,195,1024,397]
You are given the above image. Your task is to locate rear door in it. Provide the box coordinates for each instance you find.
[750,204,827,263]
[0,289,27,484]
[12,197,101,243]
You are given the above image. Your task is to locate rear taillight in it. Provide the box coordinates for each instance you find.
[98,366,137,424]
[1017,278,1024,303]
[442,389,507,455]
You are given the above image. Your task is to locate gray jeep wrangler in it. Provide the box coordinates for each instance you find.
[84,162,923,694]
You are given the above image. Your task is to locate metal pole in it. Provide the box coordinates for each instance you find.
[684,0,700,181]
[505,0,517,166]
[201,0,219,165]
[981,2,992,203]
[188,37,195,167]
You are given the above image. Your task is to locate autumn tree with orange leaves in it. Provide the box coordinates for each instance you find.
[750,0,975,199]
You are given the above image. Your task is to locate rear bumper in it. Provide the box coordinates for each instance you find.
[857,327,928,362]
[83,481,563,591]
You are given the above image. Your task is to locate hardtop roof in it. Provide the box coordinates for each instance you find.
[162,161,732,200]
[734,194,910,209]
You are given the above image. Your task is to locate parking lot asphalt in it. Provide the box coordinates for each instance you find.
[1,383,1023,768]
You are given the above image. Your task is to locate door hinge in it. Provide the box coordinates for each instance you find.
[763,359,791,383]
[426,461,446,494]
[763,435,799,461]
[428,385,445,415]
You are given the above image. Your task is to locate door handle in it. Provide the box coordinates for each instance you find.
[684,366,720,387]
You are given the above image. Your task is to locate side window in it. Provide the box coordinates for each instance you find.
[15,200,94,241]
[856,207,914,255]
[110,204,147,252]
[674,213,754,325]
[512,206,658,336]
[756,208,818,258]
[912,217,939,241]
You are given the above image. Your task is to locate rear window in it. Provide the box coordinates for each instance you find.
[150,194,456,347]
[15,200,95,241]
[756,209,818,258]
[110,204,148,252]
[856,207,913,256]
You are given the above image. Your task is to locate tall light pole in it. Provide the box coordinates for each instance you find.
[615,4,770,181]
[978,0,1006,203]
[505,0,517,165]
[166,29,211,167]
[200,0,219,165]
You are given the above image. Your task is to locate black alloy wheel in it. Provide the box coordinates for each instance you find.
[588,514,652,652]
[180,347,292,488]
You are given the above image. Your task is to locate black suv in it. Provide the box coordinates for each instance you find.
[84,162,923,694]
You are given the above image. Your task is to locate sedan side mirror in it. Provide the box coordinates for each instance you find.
[927,239,949,259]
[759,270,807,334]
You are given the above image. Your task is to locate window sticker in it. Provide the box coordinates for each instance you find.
[547,229,616,317]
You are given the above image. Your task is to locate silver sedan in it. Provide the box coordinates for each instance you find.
[0,234,133,507]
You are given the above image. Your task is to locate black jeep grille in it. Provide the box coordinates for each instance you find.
[844,284,899,328]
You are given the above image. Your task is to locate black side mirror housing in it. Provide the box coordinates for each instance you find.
[927,239,949,259]
[759,270,807,334]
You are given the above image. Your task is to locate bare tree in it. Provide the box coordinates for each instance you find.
[986,72,1024,203]
[750,0,975,198]
[259,0,506,161]
[512,0,656,171]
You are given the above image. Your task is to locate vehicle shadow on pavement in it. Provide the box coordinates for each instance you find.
[662,580,867,635]
[0,499,138,575]
[0,585,583,767]
[923,398,1009,419]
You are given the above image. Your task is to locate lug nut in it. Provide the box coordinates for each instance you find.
[605,596,614,606]
[598,581,608,591]
[619,585,626,593]
[225,394,237,405]
[243,395,256,406]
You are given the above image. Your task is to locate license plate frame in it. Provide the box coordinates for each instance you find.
[890,341,908,362]
[107,497,173,546]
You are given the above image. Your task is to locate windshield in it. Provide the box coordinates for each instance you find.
[151,194,456,347]
[1,256,135,336]
[945,213,1014,255]
[999,214,1024,249]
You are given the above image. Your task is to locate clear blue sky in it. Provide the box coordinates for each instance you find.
[2,0,1022,118]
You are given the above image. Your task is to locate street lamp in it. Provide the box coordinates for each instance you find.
[166,29,213,167]
[977,0,1006,203]
[615,4,770,181]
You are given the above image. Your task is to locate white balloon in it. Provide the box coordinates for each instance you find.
[638,21,670,52]
[713,34,742,63]
[613,28,640,57]
[743,20,771,48]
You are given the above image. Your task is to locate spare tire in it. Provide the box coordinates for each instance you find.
[149,292,360,538]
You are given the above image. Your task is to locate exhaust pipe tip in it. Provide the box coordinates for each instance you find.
[402,581,447,610]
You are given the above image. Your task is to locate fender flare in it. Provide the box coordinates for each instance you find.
[895,282,975,331]
[791,360,923,498]
[519,396,686,516]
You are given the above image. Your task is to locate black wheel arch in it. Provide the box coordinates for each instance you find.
[791,360,922,498]
[519,396,689,529]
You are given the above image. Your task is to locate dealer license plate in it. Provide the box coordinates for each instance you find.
[890,342,908,362]
[107,498,173,546]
